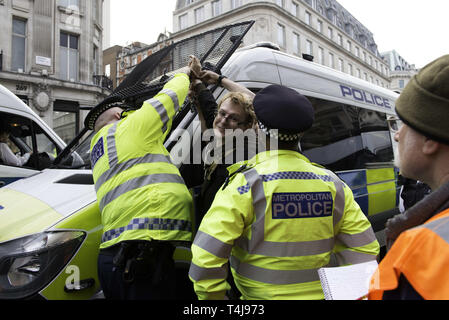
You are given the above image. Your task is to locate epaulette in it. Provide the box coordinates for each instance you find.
[222,163,252,191]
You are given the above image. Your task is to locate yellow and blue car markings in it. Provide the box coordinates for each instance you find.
[337,167,399,217]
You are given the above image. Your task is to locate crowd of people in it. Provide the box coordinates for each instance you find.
[86,53,449,300]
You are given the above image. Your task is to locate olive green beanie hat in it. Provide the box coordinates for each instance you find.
[396,54,449,144]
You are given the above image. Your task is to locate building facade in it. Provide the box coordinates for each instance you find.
[381,50,417,93]
[114,33,173,88]
[172,0,391,88]
[0,0,111,143]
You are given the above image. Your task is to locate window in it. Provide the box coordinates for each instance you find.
[328,52,334,68]
[363,51,367,62]
[328,27,333,40]
[306,40,313,55]
[305,11,311,25]
[338,58,344,72]
[276,0,284,8]
[179,14,188,30]
[53,100,80,143]
[291,1,299,17]
[347,40,351,52]
[231,0,242,9]
[337,34,343,46]
[277,24,286,48]
[399,79,405,89]
[293,32,300,55]
[212,0,222,17]
[0,112,61,170]
[12,18,26,72]
[59,0,80,10]
[317,20,323,33]
[301,99,394,172]
[357,68,361,78]
[318,47,324,65]
[60,32,79,81]
[195,6,205,24]
[356,47,360,58]
[93,45,100,76]
[348,63,353,75]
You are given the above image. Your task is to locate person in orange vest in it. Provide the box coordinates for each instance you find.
[368,54,449,300]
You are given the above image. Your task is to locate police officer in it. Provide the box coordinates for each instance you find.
[189,84,379,300]
[88,70,193,300]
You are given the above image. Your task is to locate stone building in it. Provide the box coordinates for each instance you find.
[381,50,417,93]
[172,0,391,88]
[0,0,111,143]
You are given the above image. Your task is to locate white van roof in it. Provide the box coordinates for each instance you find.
[224,46,399,115]
[0,84,37,116]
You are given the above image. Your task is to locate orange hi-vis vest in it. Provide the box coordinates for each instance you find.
[368,208,449,300]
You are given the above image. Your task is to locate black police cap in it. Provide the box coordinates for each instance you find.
[253,85,314,140]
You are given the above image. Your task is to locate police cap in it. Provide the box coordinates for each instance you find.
[253,85,314,141]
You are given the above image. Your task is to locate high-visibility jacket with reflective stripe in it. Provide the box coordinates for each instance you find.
[91,73,193,249]
[189,150,379,300]
[369,208,449,300]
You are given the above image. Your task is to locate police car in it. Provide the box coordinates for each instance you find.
[0,22,400,299]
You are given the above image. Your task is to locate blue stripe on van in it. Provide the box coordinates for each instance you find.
[337,170,369,216]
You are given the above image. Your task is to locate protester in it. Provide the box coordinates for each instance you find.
[369,55,449,300]
[183,56,257,220]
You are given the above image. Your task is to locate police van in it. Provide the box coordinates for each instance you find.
[0,23,400,300]
[0,84,66,187]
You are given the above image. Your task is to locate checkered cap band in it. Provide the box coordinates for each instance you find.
[258,121,301,142]
[237,171,333,194]
[101,218,192,243]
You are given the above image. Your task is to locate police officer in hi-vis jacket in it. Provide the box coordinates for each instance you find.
[88,68,193,300]
[189,84,379,300]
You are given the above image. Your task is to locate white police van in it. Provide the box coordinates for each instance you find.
[0,84,66,187]
[173,43,400,251]
[0,25,400,299]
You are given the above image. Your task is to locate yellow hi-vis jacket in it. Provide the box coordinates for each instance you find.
[90,73,193,250]
[189,150,379,300]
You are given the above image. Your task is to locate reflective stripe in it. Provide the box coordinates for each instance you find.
[99,173,186,210]
[106,123,119,167]
[321,168,346,226]
[193,231,233,259]
[147,88,180,134]
[334,249,377,265]
[101,217,192,243]
[189,262,228,281]
[95,153,172,192]
[337,228,377,248]
[237,171,334,195]
[236,236,335,257]
[421,216,449,243]
[230,256,320,285]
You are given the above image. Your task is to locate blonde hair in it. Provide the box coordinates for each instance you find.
[218,92,257,128]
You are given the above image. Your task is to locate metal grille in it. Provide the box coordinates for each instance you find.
[104,21,254,109]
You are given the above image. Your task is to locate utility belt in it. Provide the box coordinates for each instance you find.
[101,240,176,285]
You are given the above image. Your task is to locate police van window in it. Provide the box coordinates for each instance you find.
[301,97,394,171]
[0,112,59,169]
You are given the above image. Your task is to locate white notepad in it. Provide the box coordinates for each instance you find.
[318,260,378,300]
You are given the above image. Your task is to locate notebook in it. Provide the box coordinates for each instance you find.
[318,260,378,300]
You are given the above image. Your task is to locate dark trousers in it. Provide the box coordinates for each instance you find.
[97,241,176,300]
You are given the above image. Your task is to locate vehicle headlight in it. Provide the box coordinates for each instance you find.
[0,231,85,299]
